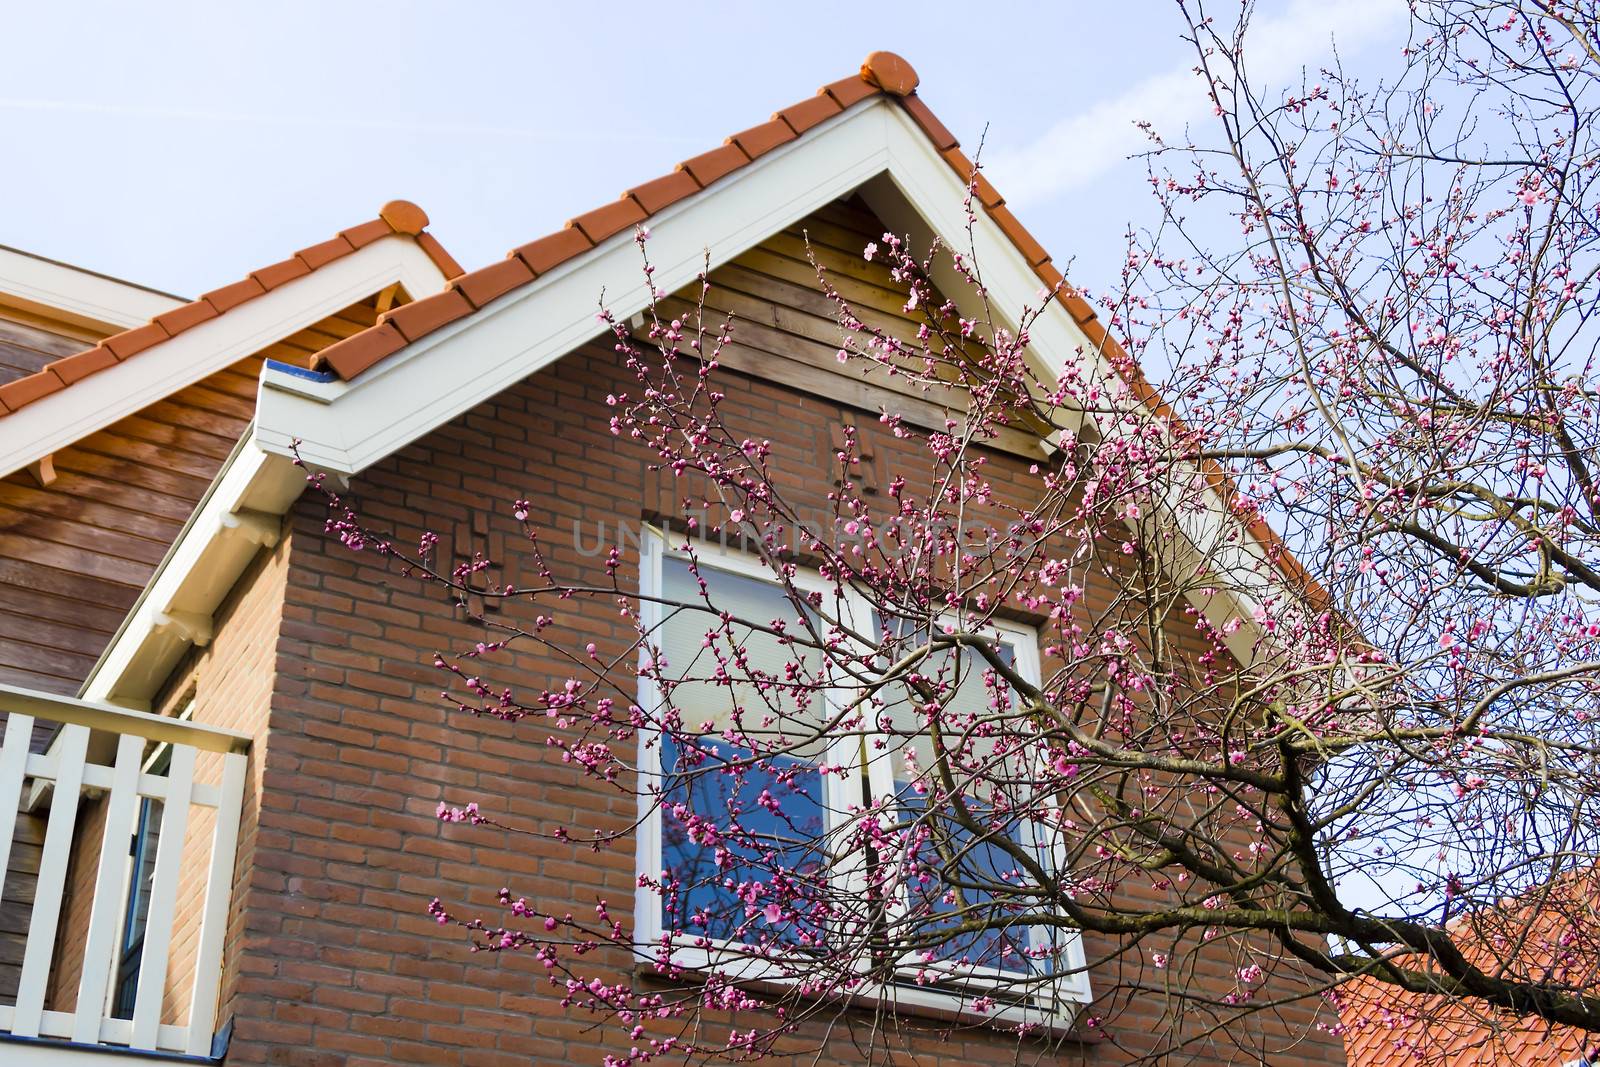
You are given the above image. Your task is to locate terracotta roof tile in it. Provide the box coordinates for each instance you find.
[899,95,956,151]
[251,257,312,292]
[380,288,473,343]
[941,148,1004,208]
[728,119,796,158]
[339,218,392,250]
[776,94,842,136]
[513,228,593,276]
[415,233,464,280]
[379,199,430,236]
[296,235,357,271]
[202,277,267,315]
[320,321,407,381]
[822,75,877,109]
[627,171,701,215]
[47,345,117,385]
[153,300,218,335]
[985,205,1050,267]
[0,201,460,419]
[570,198,649,245]
[103,322,170,360]
[451,256,535,309]
[860,51,919,96]
[678,144,751,188]
[0,371,62,412]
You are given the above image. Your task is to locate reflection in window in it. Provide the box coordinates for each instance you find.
[655,556,830,949]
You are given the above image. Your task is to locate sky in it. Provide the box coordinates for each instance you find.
[0,1,1407,303]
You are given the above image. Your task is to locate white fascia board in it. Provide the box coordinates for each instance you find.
[253,99,898,474]
[0,235,450,479]
[79,439,304,706]
[0,245,183,332]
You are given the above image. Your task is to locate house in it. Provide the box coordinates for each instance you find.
[0,52,1349,1065]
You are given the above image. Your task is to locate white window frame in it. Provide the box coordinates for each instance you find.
[633,529,1091,1021]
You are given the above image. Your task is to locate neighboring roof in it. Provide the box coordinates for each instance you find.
[1339,879,1600,1065]
[0,201,463,419]
[0,244,183,338]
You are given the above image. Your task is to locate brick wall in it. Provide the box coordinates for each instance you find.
[170,334,1344,1065]
[158,203,1348,1065]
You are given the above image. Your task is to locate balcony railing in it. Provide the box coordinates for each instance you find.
[0,683,250,1059]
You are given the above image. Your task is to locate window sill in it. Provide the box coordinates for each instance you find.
[632,959,1101,1042]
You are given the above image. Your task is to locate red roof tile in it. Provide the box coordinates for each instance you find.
[570,198,649,245]
[0,199,460,421]
[380,288,473,343]
[513,228,593,276]
[728,119,796,158]
[678,143,750,188]
[626,171,701,215]
[319,321,407,382]
[47,345,118,386]
[450,255,535,310]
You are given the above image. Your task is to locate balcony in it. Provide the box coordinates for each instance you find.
[0,684,250,1062]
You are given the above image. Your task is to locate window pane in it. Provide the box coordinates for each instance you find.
[661,736,828,947]
[656,556,831,949]
[658,557,825,753]
[900,799,1049,975]
[874,617,1052,976]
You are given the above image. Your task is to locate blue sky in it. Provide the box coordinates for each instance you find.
[1,1,1404,302]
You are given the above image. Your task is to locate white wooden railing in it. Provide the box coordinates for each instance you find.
[0,684,250,1058]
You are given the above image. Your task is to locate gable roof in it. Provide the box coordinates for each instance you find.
[310,51,1108,382]
[276,50,1324,606]
[0,203,462,480]
[85,49,1323,708]
[0,200,462,419]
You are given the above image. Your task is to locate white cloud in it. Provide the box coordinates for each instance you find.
[987,0,1408,205]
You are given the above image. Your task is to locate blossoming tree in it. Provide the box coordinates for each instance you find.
[316,1,1600,1062]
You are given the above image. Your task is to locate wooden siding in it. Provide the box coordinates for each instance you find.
[0,290,395,696]
[0,316,94,388]
[647,196,1050,459]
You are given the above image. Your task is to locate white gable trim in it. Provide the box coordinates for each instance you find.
[79,436,303,707]
[0,235,451,479]
[0,245,183,333]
